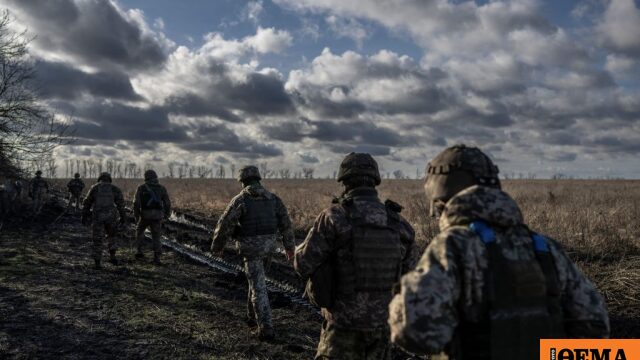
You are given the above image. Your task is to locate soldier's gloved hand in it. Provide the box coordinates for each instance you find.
[285,249,295,261]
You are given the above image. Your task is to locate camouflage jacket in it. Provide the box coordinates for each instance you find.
[67,178,85,194]
[82,181,126,222]
[211,183,295,259]
[30,176,49,195]
[295,187,418,329]
[133,179,171,220]
[389,186,610,355]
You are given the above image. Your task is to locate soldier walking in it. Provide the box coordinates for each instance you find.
[82,172,126,269]
[211,165,295,341]
[67,173,85,213]
[29,170,49,215]
[388,145,610,360]
[133,170,171,265]
[294,153,417,360]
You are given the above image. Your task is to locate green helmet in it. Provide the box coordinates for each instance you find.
[337,152,381,185]
[424,144,500,217]
[237,165,261,182]
[74,173,80,178]
[144,169,158,181]
[98,172,112,183]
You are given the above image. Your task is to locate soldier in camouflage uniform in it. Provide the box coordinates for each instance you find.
[133,169,171,265]
[67,173,85,213]
[29,170,49,215]
[82,172,126,269]
[388,145,610,360]
[211,165,295,341]
[295,153,417,360]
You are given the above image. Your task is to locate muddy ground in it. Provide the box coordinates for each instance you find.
[0,201,321,360]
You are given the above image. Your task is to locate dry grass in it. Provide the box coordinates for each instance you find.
[53,178,640,335]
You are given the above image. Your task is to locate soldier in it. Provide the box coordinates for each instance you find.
[67,173,85,213]
[133,169,171,265]
[29,170,49,215]
[81,172,126,269]
[1,177,18,218]
[211,165,295,341]
[295,153,417,360]
[388,145,610,360]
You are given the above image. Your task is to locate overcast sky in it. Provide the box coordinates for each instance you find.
[3,0,640,178]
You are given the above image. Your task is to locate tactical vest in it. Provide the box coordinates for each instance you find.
[237,195,278,237]
[140,184,163,211]
[68,180,84,192]
[94,183,115,211]
[335,198,405,297]
[455,221,565,360]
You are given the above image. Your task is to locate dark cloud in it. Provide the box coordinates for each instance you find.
[71,102,188,142]
[328,144,391,156]
[298,153,319,163]
[6,0,169,71]
[179,124,282,157]
[35,60,141,100]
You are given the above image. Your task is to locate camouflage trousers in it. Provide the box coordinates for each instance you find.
[136,218,163,260]
[31,191,46,215]
[92,218,118,262]
[315,321,391,360]
[67,192,82,211]
[244,258,272,330]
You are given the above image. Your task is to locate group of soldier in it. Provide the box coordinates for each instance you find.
[212,145,610,360]
[3,144,610,360]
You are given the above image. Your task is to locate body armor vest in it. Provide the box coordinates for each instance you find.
[68,179,84,192]
[94,183,115,211]
[237,195,278,237]
[456,221,565,360]
[335,198,404,298]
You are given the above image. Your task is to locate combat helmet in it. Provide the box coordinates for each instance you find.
[35,170,42,176]
[144,169,158,181]
[74,173,80,178]
[98,172,112,183]
[237,165,261,183]
[425,144,500,217]
[337,152,381,185]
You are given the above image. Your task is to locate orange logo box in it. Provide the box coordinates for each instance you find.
[540,339,640,360]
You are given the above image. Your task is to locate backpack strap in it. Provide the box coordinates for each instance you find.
[469,220,496,244]
[144,184,162,208]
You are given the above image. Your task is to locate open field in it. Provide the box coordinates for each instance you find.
[50,178,640,336]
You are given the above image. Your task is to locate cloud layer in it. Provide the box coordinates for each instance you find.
[3,0,640,177]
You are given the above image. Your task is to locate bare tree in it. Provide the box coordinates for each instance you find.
[167,162,175,178]
[302,167,315,179]
[230,164,236,179]
[196,165,211,178]
[393,170,405,179]
[278,168,291,179]
[216,164,226,179]
[0,11,71,173]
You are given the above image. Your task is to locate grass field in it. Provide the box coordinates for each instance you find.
[52,178,640,336]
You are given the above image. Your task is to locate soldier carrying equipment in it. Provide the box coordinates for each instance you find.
[82,172,126,269]
[212,165,295,342]
[67,173,85,213]
[133,169,171,265]
[388,145,610,360]
[295,153,417,360]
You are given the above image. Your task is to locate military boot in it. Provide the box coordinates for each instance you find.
[109,250,120,266]
[257,326,275,342]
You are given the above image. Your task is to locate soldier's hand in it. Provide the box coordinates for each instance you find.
[285,249,295,261]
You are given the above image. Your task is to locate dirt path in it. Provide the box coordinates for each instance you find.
[0,206,320,359]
